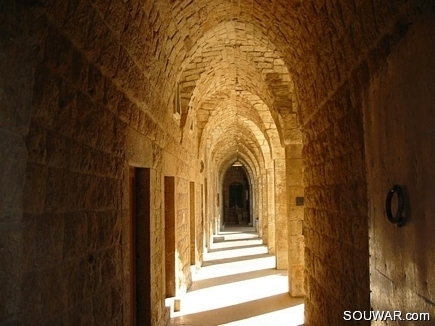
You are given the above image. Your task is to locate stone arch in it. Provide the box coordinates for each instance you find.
[174,20,299,145]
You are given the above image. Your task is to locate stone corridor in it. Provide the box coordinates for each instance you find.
[1,0,435,325]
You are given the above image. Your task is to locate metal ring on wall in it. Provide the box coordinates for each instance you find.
[385,185,405,227]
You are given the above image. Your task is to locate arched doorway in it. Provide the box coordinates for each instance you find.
[222,166,250,226]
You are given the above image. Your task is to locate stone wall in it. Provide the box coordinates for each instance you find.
[274,156,288,270]
[2,0,435,325]
[24,31,127,325]
[196,182,204,267]
[175,176,192,295]
[286,144,304,297]
[1,1,200,325]
[299,1,434,324]
[303,80,369,325]
[363,12,435,324]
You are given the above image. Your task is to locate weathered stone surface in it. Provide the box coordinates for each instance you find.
[302,76,370,323]
[363,13,435,323]
[1,0,434,325]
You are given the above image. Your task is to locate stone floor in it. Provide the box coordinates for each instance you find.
[167,226,305,326]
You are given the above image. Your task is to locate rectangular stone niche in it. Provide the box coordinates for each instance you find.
[296,197,304,206]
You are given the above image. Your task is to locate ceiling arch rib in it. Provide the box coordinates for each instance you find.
[170,0,305,73]
[186,51,276,114]
[175,20,297,143]
[209,114,270,179]
[181,57,294,128]
[158,0,325,135]
[168,4,302,180]
[179,47,279,131]
[198,92,273,161]
[192,72,275,138]
[210,124,265,167]
[214,140,262,182]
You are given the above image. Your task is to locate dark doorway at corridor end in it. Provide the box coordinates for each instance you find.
[222,166,251,226]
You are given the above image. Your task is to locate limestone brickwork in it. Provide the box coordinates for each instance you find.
[293,1,434,324]
[1,0,434,325]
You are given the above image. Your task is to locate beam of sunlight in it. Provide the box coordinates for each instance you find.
[206,245,268,260]
[168,229,305,325]
[170,286,304,325]
[182,272,290,314]
[220,303,305,326]
[190,268,284,292]
[194,255,277,281]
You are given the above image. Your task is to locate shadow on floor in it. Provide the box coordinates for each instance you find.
[169,293,303,326]
[212,237,261,245]
[168,228,305,326]
[190,268,287,292]
[202,252,273,267]
[208,243,264,253]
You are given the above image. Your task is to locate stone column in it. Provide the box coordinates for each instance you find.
[266,167,275,254]
[274,155,288,270]
[285,144,304,297]
[0,3,37,323]
[204,178,210,250]
[259,171,267,241]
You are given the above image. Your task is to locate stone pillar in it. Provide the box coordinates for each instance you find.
[197,183,203,267]
[189,182,196,265]
[0,4,37,322]
[274,156,288,270]
[266,167,275,254]
[249,182,254,227]
[259,172,267,241]
[204,178,210,250]
[285,144,304,297]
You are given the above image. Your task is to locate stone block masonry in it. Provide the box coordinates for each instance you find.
[1,0,434,325]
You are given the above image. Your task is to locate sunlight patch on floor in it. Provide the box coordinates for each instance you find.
[193,255,277,280]
[168,226,305,326]
[221,304,305,326]
[205,244,268,261]
[178,272,290,314]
